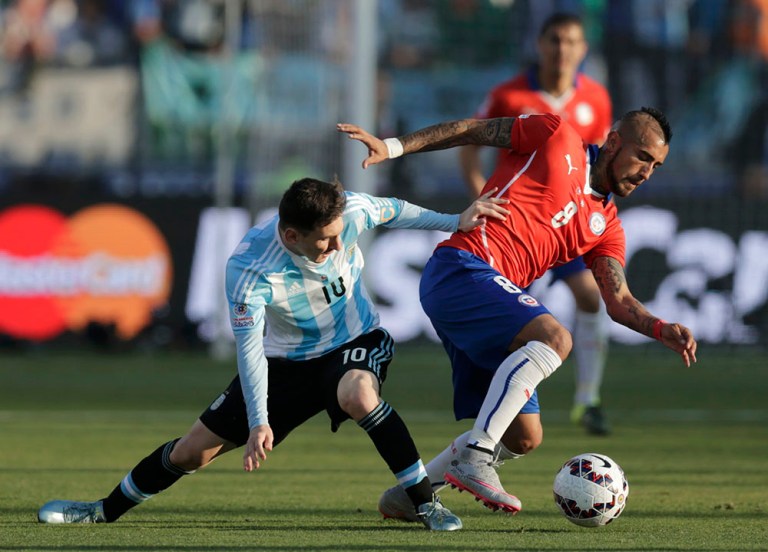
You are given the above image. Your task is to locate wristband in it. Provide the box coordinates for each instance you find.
[383,137,404,159]
[652,319,666,341]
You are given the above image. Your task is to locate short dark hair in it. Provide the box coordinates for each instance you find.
[278,177,346,234]
[539,12,583,37]
[619,107,673,145]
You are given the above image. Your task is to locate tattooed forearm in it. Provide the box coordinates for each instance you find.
[626,299,656,337]
[593,257,626,295]
[400,118,514,154]
[605,258,626,293]
[593,257,658,337]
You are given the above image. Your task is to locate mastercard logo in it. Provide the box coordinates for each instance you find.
[0,204,172,341]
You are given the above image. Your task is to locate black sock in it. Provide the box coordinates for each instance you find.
[101,438,192,522]
[358,401,433,508]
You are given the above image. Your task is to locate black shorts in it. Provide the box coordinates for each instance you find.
[199,328,394,447]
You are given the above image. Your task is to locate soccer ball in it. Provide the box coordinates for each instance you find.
[553,452,629,527]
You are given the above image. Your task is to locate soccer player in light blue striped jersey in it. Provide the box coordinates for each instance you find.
[37,176,509,531]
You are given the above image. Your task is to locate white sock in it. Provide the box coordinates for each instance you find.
[425,431,525,493]
[573,309,608,406]
[425,432,525,493]
[424,431,470,492]
[495,441,525,461]
[467,341,562,450]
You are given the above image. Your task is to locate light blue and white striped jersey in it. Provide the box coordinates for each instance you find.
[226,191,461,429]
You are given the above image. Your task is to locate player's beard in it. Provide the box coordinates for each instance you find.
[604,148,634,197]
[591,149,618,196]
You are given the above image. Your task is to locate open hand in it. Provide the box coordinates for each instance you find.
[243,424,273,472]
[337,123,388,168]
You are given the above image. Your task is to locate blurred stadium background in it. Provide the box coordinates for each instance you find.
[0,0,766,355]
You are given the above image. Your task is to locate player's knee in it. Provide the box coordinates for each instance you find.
[515,435,542,455]
[514,315,572,361]
[502,428,543,455]
[169,440,211,471]
[338,370,380,421]
[543,326,572,361]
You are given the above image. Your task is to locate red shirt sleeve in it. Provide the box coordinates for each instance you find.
[510,113,561,154]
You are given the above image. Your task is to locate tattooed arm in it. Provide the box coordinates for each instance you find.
[591,256,698,366]
[337,118,515,169]
[396,118,515,153]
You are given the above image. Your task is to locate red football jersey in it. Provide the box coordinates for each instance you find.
[475,67,612,146]
[440,114,625,288]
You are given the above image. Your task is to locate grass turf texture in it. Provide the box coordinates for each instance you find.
[1,345,766,551]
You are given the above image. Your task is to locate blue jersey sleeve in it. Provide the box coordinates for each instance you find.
[343,192,459,235]
[226,253,272,429]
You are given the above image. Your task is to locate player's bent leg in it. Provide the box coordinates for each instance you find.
[169,419,239,471]
[500,413,543,456]
[379,432,470,523]
[336,369,382,421]
[338,370,461,530]
[378,419,541,523]
[38,421,237,525]
[447,317,568,514]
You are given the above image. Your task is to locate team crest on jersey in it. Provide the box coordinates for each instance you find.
[518,294,539,307]
[346,244,356,261]
[574,102,595,126]
[589,213,606,236]
[380,206,396,223]
[233,303,248,316]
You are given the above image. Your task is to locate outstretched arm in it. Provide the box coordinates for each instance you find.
[337,118,516,169]
[591,256,698,367]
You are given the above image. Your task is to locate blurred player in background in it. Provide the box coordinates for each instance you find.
[459,12,614,435]
[37,177,510,531]
[339,106,696,519]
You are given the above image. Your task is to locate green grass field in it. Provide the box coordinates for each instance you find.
[1,344,767,551]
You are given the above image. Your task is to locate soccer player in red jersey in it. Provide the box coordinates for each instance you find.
[338,107,697,517]
[461,13,614,435]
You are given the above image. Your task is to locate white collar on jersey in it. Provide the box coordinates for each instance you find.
[584,143,611,204]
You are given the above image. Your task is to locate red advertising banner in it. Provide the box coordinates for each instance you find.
[0,204,172,341]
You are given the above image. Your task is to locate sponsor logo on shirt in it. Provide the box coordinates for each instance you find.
[232,317,254,328]
[565,154,578,175]
[286,281,303,297]
[589,213,606,236]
